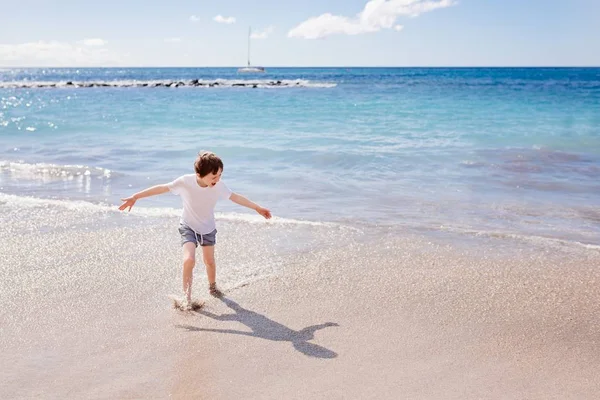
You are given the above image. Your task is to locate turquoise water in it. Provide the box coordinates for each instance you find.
[1,67,599,246]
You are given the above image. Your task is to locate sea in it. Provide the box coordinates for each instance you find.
[1,67,599,248]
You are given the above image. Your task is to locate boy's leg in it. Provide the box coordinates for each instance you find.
[202,245,216,285]
[202,245,223,297]
[182,242,196,303]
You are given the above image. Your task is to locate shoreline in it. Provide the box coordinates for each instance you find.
[1,191,598,253]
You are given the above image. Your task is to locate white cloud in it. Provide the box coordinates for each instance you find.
[164,37,183,43]
[213,15,236,24]
[394,25,404,31]
[189,15,200,23]
[0,40,126,67]
[288,0,455,39]
[250,26,275,39]
[77,38,107,46]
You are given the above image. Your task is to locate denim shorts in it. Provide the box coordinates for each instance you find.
[178,223,217,247]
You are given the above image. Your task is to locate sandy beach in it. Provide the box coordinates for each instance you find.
[169,238,600,400]
[2,201,599,399]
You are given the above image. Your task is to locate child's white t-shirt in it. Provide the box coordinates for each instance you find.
[167,174,232,234]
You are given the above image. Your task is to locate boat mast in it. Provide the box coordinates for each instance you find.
[247,27,251,67]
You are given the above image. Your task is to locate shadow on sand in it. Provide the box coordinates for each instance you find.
[176,296,339,358]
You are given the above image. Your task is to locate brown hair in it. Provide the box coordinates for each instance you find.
[194,151,223,177]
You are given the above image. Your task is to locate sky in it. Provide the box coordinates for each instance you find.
[0,0,599,67]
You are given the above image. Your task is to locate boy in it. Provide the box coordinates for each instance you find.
[119,151,271,309]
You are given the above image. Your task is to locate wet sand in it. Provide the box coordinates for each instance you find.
[169,239,600,399]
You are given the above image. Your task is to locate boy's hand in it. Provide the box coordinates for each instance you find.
[256,207,272,219]
[119,196,137,212]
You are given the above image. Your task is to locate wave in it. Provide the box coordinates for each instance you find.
[215,212,337,227]
[0,160,117,180]
[0,79,337,89]
[439,225,600,251]
[0,192,342,228]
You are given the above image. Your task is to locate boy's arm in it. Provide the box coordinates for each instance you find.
[119,184,170,211]
[229,193,272,219]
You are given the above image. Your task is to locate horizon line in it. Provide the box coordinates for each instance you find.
[2,65,599,69]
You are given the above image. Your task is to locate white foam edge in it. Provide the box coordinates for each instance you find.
[0,192,350,229]
[439,225,600,251]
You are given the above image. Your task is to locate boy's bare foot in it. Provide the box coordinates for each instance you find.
[209,283,223,298]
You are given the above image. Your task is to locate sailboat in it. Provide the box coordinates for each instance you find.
[238,27,265,73]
